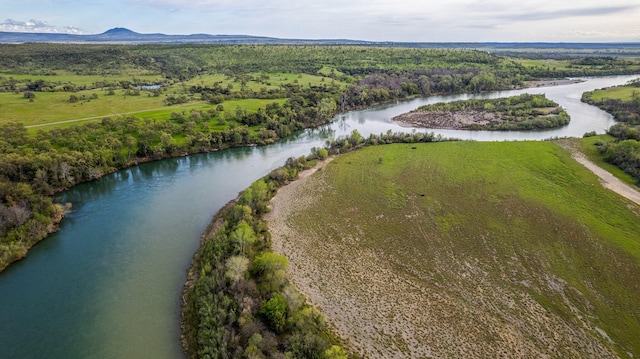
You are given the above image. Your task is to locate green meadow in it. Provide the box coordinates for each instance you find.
[281,141,640,357]
[589,86,640,101]
[1,89,166,125]
[0,70,163,87]
[1,86,286,130]
[0,69,340,130]
[513,58,574,70]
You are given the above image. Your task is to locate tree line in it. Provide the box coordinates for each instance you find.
[182,153,348,358]
[582,80,640,183]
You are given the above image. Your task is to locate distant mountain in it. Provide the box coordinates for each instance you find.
[0,28,639,51]
[0,27,372,45]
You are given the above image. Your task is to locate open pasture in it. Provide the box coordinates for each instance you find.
[267,141,640,358]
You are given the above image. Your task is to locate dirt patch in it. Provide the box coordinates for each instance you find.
[393,109,500,130]
[526,79,584,88]
[557,139,640,206]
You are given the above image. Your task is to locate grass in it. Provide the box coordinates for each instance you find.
[0,68,323,130]
[513,58,574,70]
[0,70,163,88]
[278,141,640,357]
[0,90,167,125]
[1,83,287,132]
[589,86,640,101]
[570,135,638,186]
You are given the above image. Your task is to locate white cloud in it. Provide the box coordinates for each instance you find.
[557,29,640,40]
[0,18,84,34]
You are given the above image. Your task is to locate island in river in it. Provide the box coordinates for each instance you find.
[393,93,570,131]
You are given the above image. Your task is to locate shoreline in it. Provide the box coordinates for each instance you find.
[525,78,584,88]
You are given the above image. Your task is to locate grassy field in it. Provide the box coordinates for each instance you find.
[513,58,574,70]
[1,84,286,132]
[0,68,341,134]
[0,69,337,129]
[267,141,640,358]
[23,98,287,135]
[589,86,640,101]
[0,70,164,88]
[0,89,167,125]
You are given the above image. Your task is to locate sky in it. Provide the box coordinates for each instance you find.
[1,0,639,42]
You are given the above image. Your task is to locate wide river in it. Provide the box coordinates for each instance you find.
[0,75,638,358]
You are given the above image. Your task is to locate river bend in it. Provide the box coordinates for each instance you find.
[0,75,637,358]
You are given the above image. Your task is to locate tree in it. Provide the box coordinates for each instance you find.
[259,293,287,333]
[324,345,348,359]
[230,221,258,255]
[251,252,288,292]
[240,180,270,214]
[317,98,337,122]
[225,255,249,285]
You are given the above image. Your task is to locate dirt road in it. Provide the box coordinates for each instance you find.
[571,151,640,205]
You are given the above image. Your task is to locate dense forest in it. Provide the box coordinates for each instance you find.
[582,79,640,183]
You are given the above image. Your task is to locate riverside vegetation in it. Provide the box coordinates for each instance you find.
[265,140,640,358]
[393,93,570,130]
[582,78,640,183]
[182,152,348,358]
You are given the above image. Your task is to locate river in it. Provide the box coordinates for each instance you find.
[0,75,637,358]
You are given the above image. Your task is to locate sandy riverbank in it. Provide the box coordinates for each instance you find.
[526,78,584,88]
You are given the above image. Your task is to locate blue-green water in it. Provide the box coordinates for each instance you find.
[0,75,637,358]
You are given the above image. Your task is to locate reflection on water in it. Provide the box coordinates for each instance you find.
[0,74,637,359]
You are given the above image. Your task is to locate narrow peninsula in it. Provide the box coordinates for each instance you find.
[393,93,570,131]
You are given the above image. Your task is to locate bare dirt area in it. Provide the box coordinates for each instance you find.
[393,109,499,129]
[265,158,623,358]
[557,139,640,206]
[526,79,584,88]
[572,152,640,205]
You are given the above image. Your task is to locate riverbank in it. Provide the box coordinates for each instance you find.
[526,78,584,88]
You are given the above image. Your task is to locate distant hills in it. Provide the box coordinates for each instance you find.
[0,27,371,45]
[1,28,639,52]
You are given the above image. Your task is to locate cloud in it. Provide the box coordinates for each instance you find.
[128,0,299,11]
[0,18,56,32]
[556,29,640,39]
[0,18,84,33]
[63,26,84,34]
[499,5,639,22]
